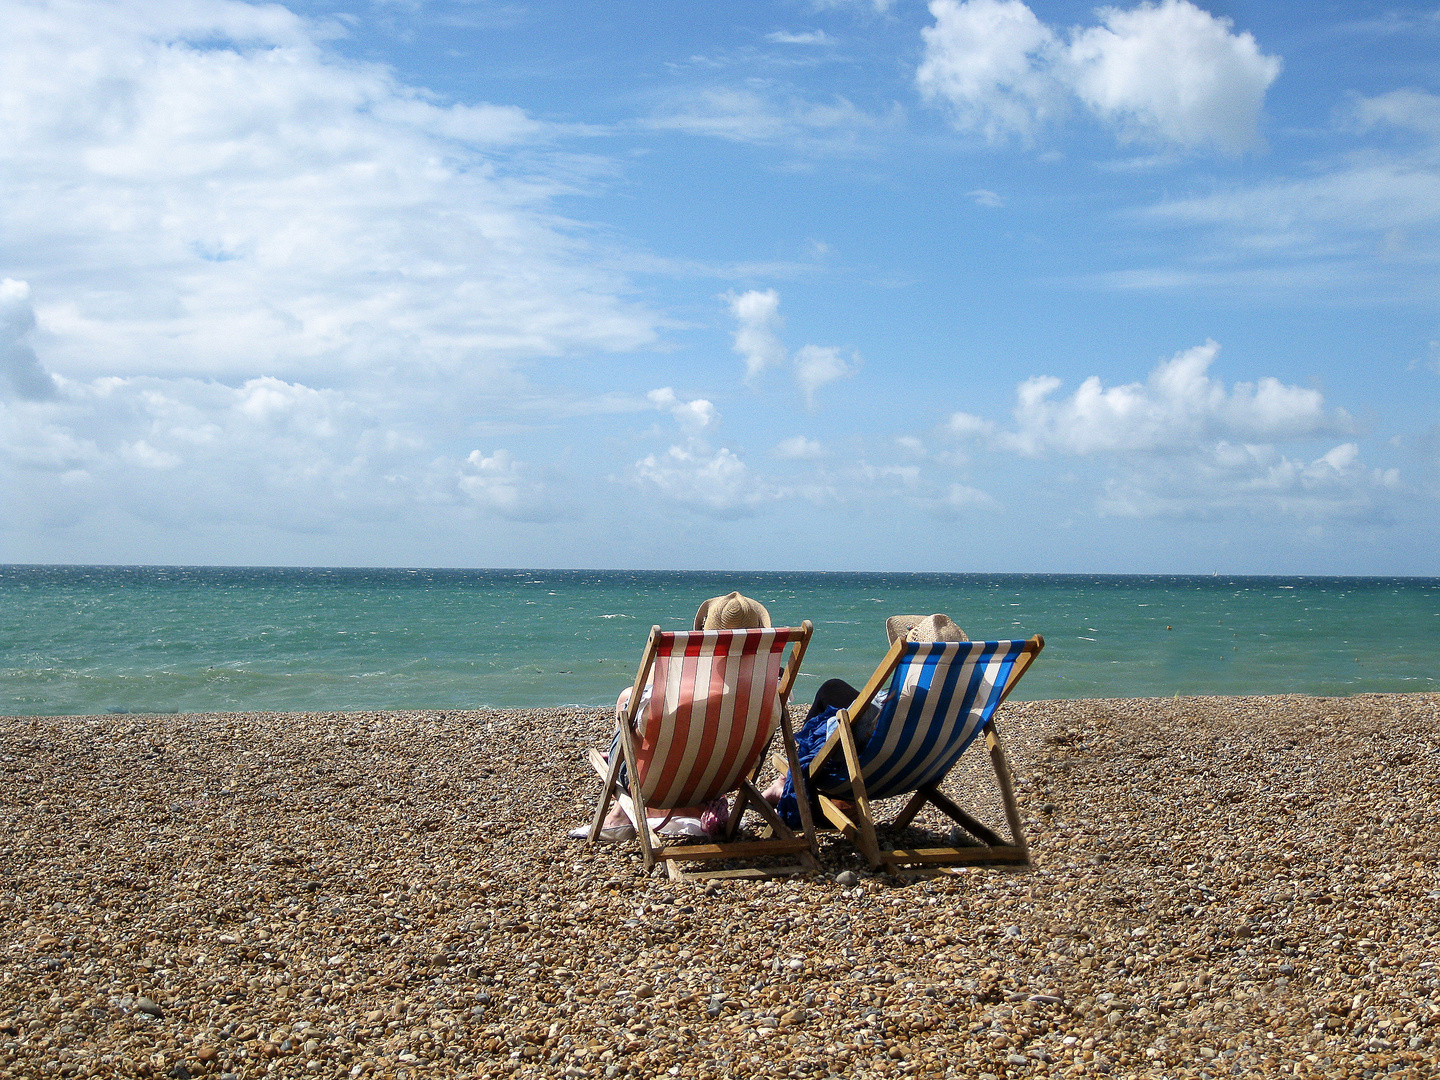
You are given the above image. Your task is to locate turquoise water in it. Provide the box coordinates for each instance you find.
[1,566,1437,717]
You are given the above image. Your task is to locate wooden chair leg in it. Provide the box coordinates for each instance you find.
[778,707,820,864]
[833,717,881,868]
[725,787,751,841]
[616,718,657,869]
[587,744,626,842]
[891,789,928,833]
[986,720,1029,858]
[738,779,796,840]
[924,785,1005,848]
[818,794,859,835]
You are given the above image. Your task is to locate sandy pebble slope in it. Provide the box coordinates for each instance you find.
[2,694,1439,1080]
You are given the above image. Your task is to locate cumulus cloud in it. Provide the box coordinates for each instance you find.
[1097,441,1398,521]
[727,289,788,381]
[631,444,773,517]
[0,0,677,551]
[936,341,1389,521]
[0,372,407,533]
[725,289,858,404]
[1065,0,1280,154]
[1,0,657,388]
[946,411,996,439]
[774,435,826,459]
[794,344,859,406]
[0,281,58,400]
[917,0,1280,154]
[647,387,718,430]
[932,482,998,518]
[985,341,1352,456]
[457,449,562,522]
[0,361,585,538]
[916,0,1062,145]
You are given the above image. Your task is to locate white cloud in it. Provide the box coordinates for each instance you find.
[1097,441,1396,521]
[1066,0,1280,154]
[774,435,826,459]
[1143,153,1440,240]
[647,387,718,430]
[814,0,894,13]
[0,371,410,534]
[895,435,926,455]
[997,341,1351,456]
[0,362,581,534]
[968,188,1005,208]
[726,289,857,404]
[1103,88,1440,296]
[933,481,997,517]
[946,411,996,439]
[917,0,1061,145]
[1350,88,1440,140]
[457,448,562,522]
[0,281,58,400]
[727,289,787,381]
[854,461,921,489]
[1,0,658,389]
[1138,89,1440,261]
[916,0,1280,154]
[766,30,835,45]
[644,86,900,153]
[794,344,859,406]
[935,341,1388,521]
[631,444,773,517]
[0,0,677,550]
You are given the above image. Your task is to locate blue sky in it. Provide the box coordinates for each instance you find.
[2,0,1438,573]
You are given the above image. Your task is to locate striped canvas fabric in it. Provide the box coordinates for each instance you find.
[817,639,1032,802]
[633,628,800,809]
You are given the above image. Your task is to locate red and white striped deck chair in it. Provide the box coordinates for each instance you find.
[586,622,818,880]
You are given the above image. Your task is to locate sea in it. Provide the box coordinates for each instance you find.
[2,566,1437,718]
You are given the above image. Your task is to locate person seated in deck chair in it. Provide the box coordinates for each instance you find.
[568,591,776,842]
[762,614,969,827]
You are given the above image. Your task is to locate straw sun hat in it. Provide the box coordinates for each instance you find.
[693,591,772,631]
[886,613,969,645]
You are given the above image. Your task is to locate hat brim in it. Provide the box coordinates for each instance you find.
[694,592,772,631]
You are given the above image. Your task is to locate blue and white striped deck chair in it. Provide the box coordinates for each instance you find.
[793,635,1044,870]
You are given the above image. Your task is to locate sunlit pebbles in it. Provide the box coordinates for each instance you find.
[2,695,1439,1078]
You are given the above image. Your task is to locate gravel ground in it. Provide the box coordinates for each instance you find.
[3,694,1439,1080]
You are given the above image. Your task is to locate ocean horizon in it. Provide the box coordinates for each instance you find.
[3,564,1437,718]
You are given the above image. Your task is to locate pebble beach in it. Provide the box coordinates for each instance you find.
[3,694,1439,1080]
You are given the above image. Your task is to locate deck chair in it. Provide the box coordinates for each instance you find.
[586,622,819,881]
[775,635,1044,871]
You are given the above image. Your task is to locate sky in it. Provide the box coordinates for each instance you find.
[2,0,1439,574]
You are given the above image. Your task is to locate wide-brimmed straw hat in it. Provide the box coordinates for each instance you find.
[886,613,969,645]
[694,591,772,631]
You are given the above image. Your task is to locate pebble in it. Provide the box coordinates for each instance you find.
[1,696,1438,1079]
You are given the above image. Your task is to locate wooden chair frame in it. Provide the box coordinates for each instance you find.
[778,634,1044,872]
[586,622,819,881]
